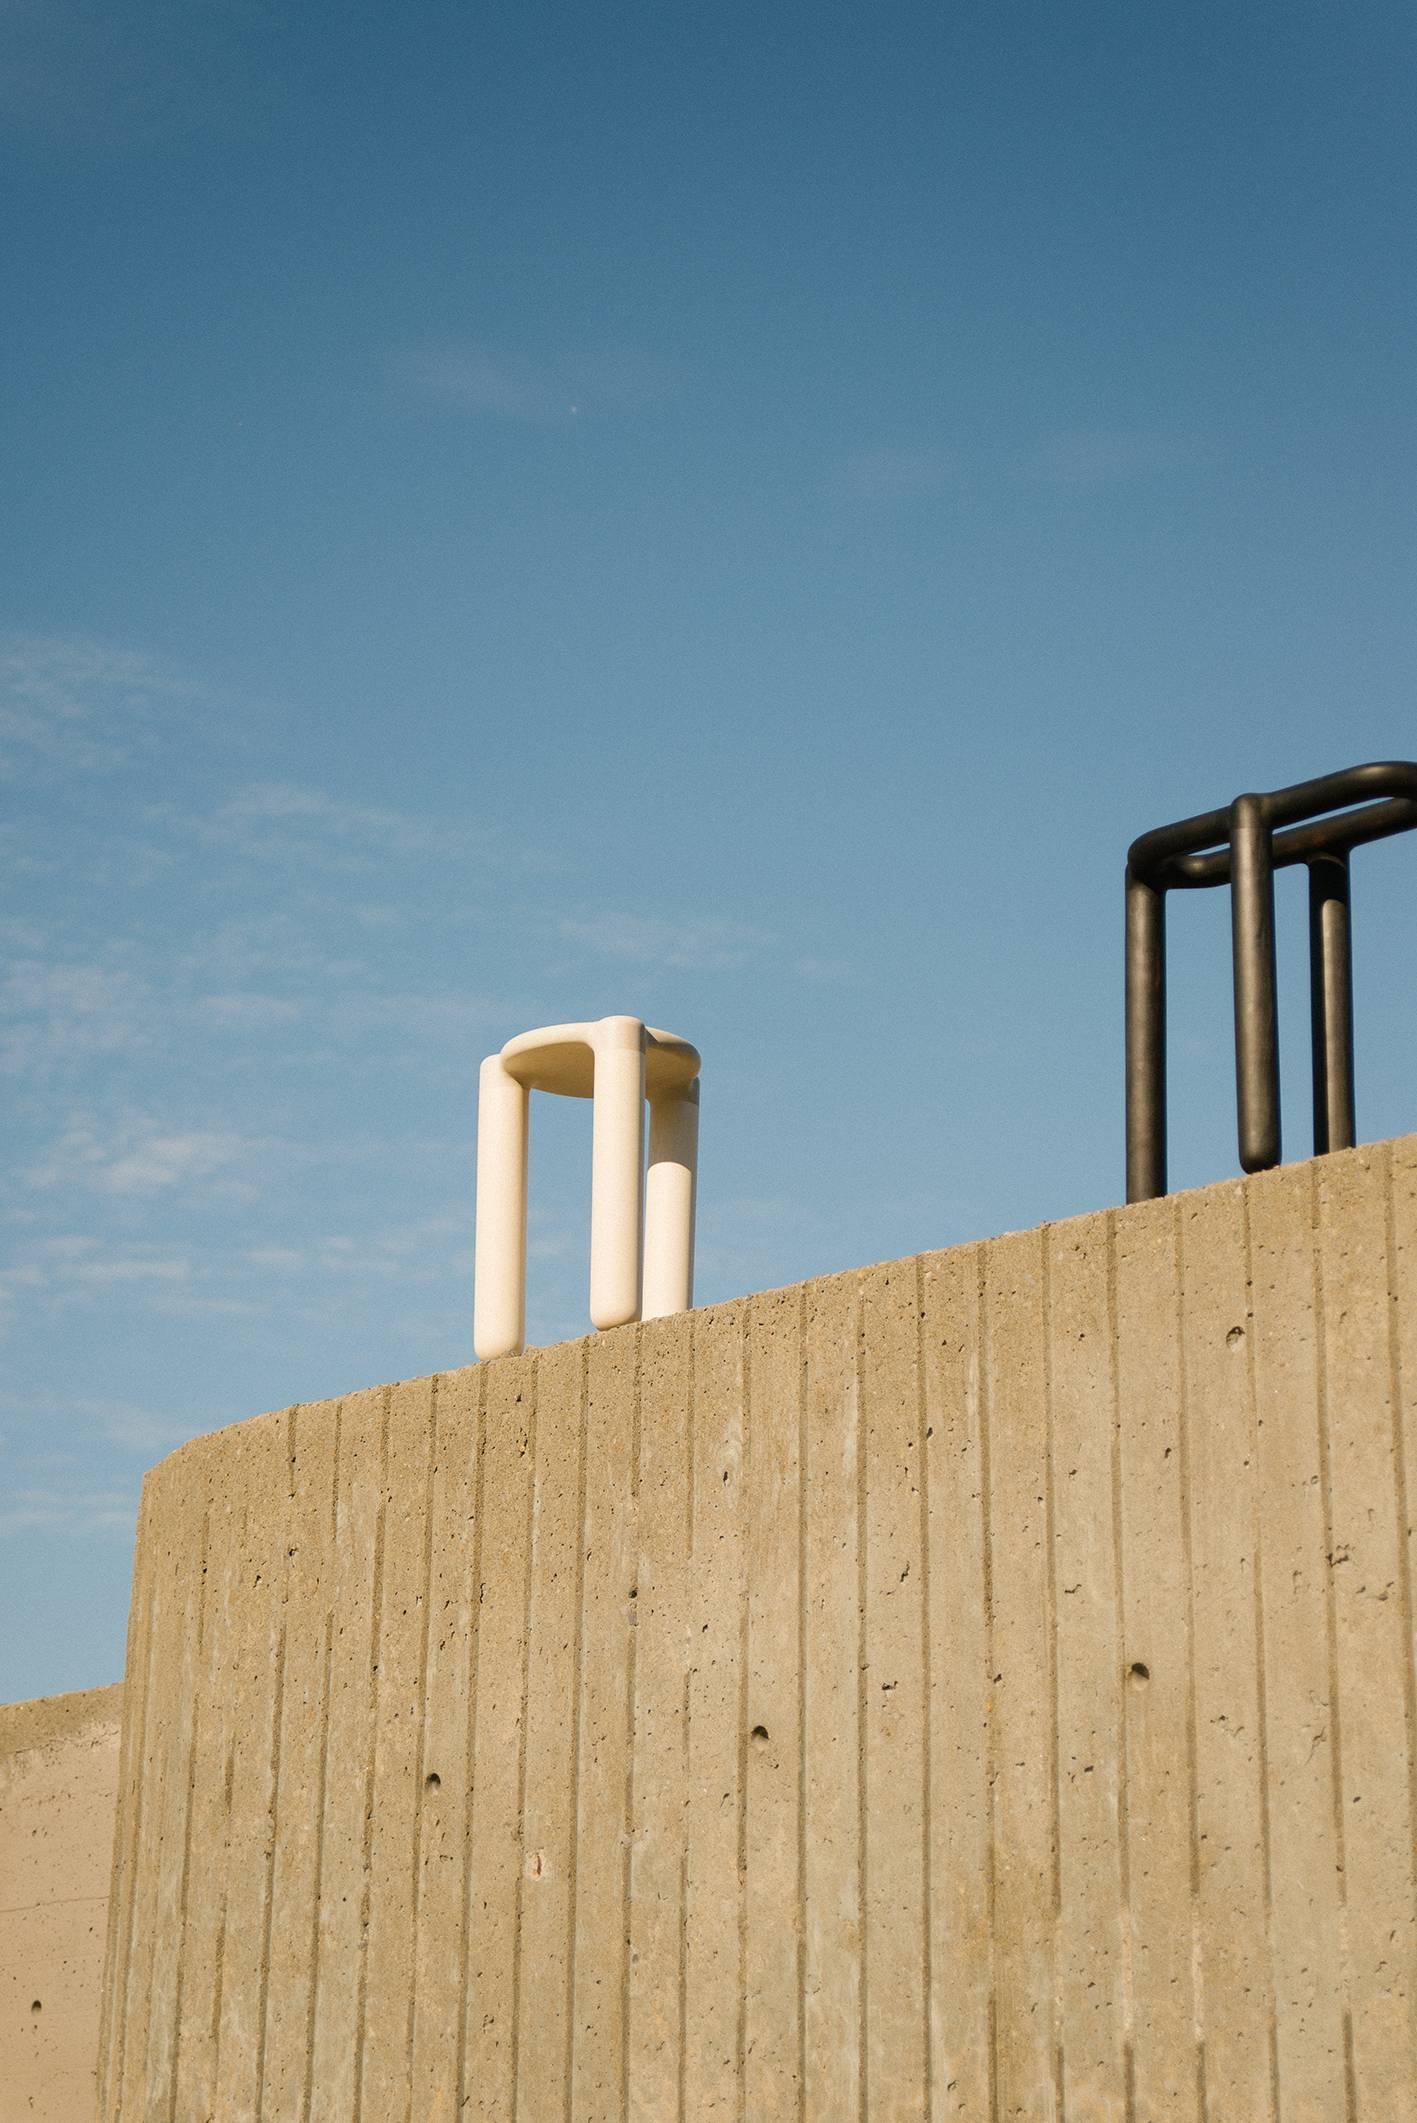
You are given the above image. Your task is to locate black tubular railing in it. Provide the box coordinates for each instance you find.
[1125,761,1417,1204]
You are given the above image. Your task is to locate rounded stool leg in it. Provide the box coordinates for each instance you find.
[643,1078,698,1320]
[474,1054,529,1360]
[589,1017,646,1330]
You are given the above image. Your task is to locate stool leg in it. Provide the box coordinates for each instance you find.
[590,1017,646,1330]
[474,1054,529,1360]
[643,1078,699,1320]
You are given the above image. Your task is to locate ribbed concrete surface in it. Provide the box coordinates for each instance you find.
[100,1140,1417,2121]
[1,1683,123,2122]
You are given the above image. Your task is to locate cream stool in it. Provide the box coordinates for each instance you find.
[474,1014,701,1361]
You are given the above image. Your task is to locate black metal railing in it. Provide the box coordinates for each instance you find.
[1125,761,1417,1204]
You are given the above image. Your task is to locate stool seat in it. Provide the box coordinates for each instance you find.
[500,1020,700,1098]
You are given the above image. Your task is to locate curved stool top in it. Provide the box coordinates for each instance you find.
[499,1015,701,1098]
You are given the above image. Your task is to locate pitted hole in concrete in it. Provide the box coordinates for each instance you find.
[425,1771,441,1792]
[1128,1662,1151,1688]
[750,1724,769,1748]
[30,2000,41,2014]
[1226,1324,1246,1349]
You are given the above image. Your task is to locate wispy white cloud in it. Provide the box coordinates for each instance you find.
[0,632,199,779]
[174,913,368,988]
[794,954,855,983]
[1019,428,1201,486]
[240,1214,470,1286]
[338,988,507,1045]
[0,1391,192,1457]
[0,1239,195,1321]
[0,1484,138,1537]
[166,779,497,876]
[0,0,274,151]
[830,446,958,504]
[149,1290,264,1318]
[64,1253,192,1284]
[0,917,46,952]
[560,912,768,972]
[195,991,304,1030]
[242,1245,306,1272]
[394,341,676,423]
[22,1117,265,1195]
[0,959,151,1075]
[395,345,570,423]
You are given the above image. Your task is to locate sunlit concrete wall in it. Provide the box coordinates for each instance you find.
[99,1139,1417,2121]
[1,1684,123,2123]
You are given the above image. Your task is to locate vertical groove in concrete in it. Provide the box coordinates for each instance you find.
[307,1385,385,2123]
[860,1259,927,2117]
[408,1365,480,2123]
[977,1244,1000,2123]
[280,1399,338,2123]
[627,1317,692,2121]
[513,1339,584,2123]
[95,1481,155,2117]
[401,1377,441,2113]
[1050,1209,1127,2118]
[296,1406,340,2123]
[448,1365,488,2118]
[1185,1179,1281,2119]
[743,1284,803,2121]
[802,1269,859,2123]
[1240,1186,1285,2123]
[618,1337,642,2123]
[358,1377,434,2123]
[921,1240,991,2114]
[1389,1139,1417,2097]
[852,1276,869,2123]
[912,1252,934,2121]
[463,1351,536,2120]
[100,1140,1417,2122]
[1115,1192,1202,2121]
[681,1303,743,2122]
[1251,1168,1347,2117]
[1319,1148,1417,2114]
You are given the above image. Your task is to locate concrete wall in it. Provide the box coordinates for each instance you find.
[98,1138,1417,2120]
[1,1684,123,2122]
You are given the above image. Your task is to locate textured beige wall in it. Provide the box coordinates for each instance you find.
[99,1139,1417,2120]
[1,1683,123,2123]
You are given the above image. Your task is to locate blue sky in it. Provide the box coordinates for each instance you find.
[2,0,1414,1701]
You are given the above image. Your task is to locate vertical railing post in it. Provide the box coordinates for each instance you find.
[1229,793,1281,1174]
[1125,864,1168,1203]
[1308,851,1356,1154]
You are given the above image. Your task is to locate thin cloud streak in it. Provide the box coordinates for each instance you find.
[393,341,678,423]
[189,781,445,863]
[1018,427,1205,486]
[830,446,959,504]
[0,632,202,780]
[22,1120,262,1195]
[560,912,768,972]
[0,1485,138,1537]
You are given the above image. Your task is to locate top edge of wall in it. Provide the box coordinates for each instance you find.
[140,1132,1417,1491]
[0,1682,125,1759]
